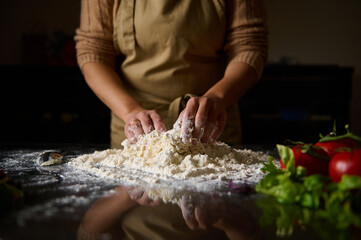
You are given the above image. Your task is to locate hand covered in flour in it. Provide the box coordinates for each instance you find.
[125,186,163,207]
[177,95,226,144]
[179,194,225,230]
[124,108,166,143]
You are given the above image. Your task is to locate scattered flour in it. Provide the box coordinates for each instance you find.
[68,126,271,203]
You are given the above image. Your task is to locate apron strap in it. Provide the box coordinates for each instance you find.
[167,93,197,127]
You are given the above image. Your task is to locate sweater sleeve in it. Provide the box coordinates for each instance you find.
[74,0,119,70]
[224,0,268,80]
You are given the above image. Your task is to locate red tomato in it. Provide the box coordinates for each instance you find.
[280,159,286,169]
[315,138,357,158]
[280,145,330,176]
[329,148,361,182]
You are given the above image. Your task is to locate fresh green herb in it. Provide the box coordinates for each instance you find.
[256,145,361,234]
[256,196,357,240]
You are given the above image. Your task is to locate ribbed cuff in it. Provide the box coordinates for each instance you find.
[77,53,116,70]
[77,221,102,240]
[230,51,266,80]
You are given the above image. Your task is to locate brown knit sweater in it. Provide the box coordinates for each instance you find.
[74,0,268,79]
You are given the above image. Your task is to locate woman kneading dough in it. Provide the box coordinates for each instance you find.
[75,0,268,148]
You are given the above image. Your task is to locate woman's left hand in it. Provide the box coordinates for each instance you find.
[177,95,227,144]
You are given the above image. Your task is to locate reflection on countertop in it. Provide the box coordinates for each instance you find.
[0,146,360,240]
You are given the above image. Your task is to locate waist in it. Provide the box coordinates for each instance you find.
[121,58,225,103]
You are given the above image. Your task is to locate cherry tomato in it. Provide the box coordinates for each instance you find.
[315,138,357,158]
[329,149,361,182]
[280,145,330,176]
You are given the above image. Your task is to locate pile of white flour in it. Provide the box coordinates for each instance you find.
[68,126,270,202]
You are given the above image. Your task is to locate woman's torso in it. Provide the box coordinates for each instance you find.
[110,0,241,147]
[113,0,227,104]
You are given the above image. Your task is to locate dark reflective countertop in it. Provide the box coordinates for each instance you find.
[0,145,359,240]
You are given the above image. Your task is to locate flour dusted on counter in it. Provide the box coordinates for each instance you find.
[68,126,270,199]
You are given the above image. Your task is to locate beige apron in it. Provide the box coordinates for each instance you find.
[111,0,241,148]
[119,204,228,240]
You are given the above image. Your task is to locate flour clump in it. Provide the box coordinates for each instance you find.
[68,125,271,201]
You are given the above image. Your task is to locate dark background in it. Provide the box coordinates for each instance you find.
[0,0,360,147]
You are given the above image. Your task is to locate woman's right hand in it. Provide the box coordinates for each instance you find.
[124,108,166,143]
[125,186,163,207]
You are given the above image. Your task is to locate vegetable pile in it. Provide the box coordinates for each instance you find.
[255,124,361,231]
